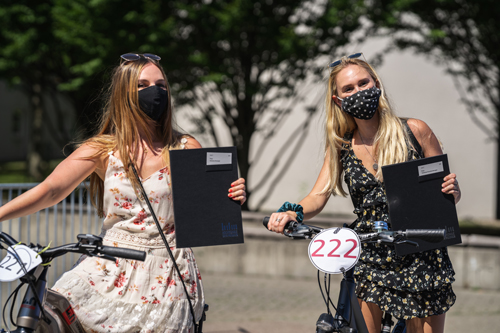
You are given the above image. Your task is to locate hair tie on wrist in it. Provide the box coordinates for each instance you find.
[277,201,304,223]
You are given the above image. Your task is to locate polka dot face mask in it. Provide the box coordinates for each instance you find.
[338,86,381,120]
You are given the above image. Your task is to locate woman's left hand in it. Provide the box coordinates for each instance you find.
[229,178,246,205]
[442,173,461,204]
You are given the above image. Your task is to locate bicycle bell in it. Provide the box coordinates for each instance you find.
[374,221,388,232]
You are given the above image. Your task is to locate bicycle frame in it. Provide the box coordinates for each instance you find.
[1,232,208,333]
[322,267,369,333]
[315,271,364,333]
[0,233,140,333]
[3,263,86,333]
[262,219,443,333]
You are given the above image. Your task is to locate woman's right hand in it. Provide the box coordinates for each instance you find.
[267,211,298,234]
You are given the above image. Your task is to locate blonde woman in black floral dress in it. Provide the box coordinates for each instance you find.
[268,55,461,333]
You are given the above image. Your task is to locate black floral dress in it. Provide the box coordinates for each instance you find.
[341,131,456,320]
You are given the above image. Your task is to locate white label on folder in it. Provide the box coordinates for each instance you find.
[207,152,232,166]
[418,161,444,177]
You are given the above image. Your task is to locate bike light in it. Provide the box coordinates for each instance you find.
[316,313,334,332]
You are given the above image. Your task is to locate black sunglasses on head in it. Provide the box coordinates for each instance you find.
[120,53,161,62]
[329,53,363,68]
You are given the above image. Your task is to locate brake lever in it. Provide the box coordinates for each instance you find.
[284,223,318,239]
[85,251,117,262]
[394,239,419,247]
[79,243,117,262]
[375,233,395,244]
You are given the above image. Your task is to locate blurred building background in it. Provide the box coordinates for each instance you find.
[0,0,495,221]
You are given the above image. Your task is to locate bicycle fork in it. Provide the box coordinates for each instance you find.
[2,265,85,333]
[333,268,369,333]
[8,266,48,333]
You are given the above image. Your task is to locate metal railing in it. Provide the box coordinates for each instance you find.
[0,182,102,320]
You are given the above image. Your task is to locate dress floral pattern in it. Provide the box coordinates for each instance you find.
[341,131,456,320]
[53,138,205,333]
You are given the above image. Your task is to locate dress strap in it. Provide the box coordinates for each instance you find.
[401,119,424,158]
[340,132,353,162]
[180,137,188,149]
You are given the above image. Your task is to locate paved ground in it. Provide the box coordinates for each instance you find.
[200,272,500,333]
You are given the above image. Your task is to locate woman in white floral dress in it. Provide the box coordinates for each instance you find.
[0,53,247,333]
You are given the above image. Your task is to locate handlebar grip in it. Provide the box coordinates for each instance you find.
[99,246,147,261]
[262,216,296,231]
[262,216,270,228]
[405,229,446,243]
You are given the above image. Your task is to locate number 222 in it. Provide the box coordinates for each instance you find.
[311,239,358,258]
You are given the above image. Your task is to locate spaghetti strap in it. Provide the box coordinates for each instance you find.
[401,119,424,158]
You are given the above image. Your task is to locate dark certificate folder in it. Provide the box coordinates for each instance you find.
[169,146,244,248]
[382,154,461,256]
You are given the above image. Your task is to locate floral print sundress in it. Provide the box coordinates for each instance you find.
[53,138,204,333]
[341,129,456,320]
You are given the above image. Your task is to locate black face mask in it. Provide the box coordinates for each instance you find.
[338,86,381,120]
[138,85,168,121]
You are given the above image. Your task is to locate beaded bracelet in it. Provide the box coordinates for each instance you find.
[277,201,304,223]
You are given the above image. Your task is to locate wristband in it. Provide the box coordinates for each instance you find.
[277,201,304,223]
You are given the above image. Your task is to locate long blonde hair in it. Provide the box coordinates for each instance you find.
[85,56,184,216]
[323,57,411,196]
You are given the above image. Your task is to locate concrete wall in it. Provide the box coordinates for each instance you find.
[176,43,496,221]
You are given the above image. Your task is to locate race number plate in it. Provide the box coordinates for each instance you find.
[0,245,42,282]
[308,227,361,274]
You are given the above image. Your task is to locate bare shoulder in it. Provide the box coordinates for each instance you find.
[405,118,442,156]
[69,143,103,161]
[406,118,434,141]
[182,136,202,149]
[71,142,109,178]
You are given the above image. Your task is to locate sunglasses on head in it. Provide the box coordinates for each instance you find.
[120,53,161,62]
[329,53,363,68]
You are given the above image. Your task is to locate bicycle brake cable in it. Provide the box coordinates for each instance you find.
[324,273,331,314]
[318,270,334,315]
[324,272,339,315]
[326,273,337,313]
[4,243,51,325]
[0,240,24,329]
[3,282,22,331]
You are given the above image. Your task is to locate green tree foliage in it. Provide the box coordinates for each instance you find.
[369,0,499,136]
[0,0,368,208]
[366,0,500,217]
[0,1,71,180]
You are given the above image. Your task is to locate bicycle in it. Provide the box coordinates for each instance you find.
[262,218,446,333]
[0,231,149,333]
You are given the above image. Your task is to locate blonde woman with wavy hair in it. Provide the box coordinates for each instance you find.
[268,54,460,333]
[0,53,246,332]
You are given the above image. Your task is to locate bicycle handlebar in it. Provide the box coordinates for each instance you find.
[262,217,446,244]
[402,229,446,242]
[0,232,18,247]
[263,216,303,230]
[96,245,146,261]
[0,232,147,262]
